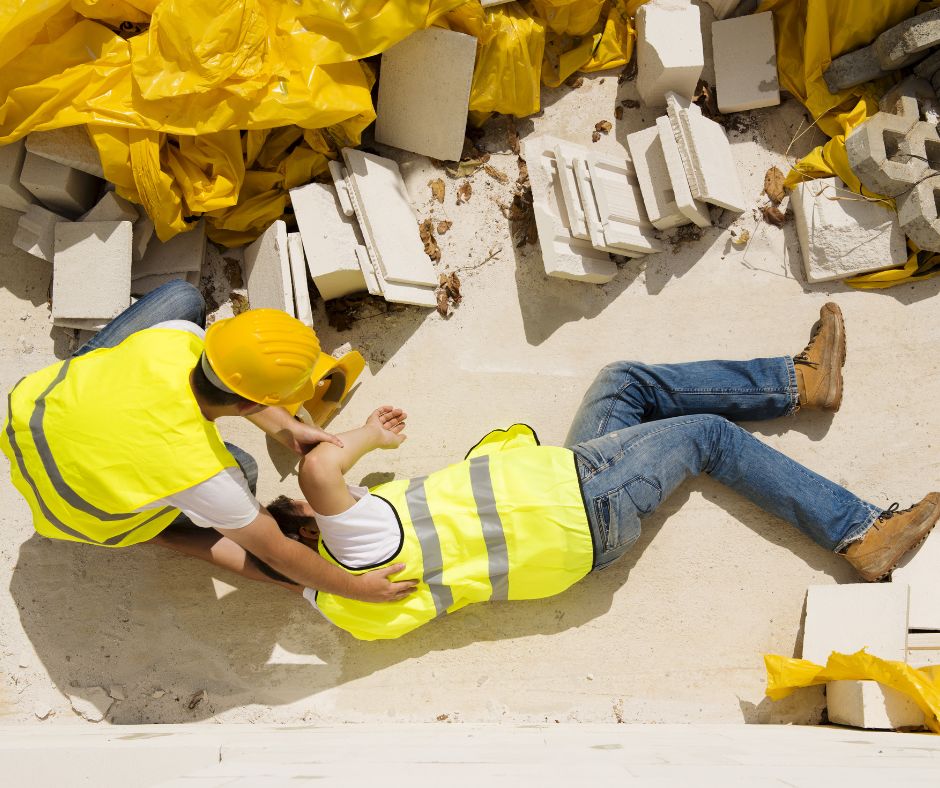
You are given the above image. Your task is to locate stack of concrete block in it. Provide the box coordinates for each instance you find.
[824,8,940,92]
[711,12,781,113]
[635,0,704,108]
[132,220,206,296]
[243,220,294,315]
[522,135,661,284]
[375,27,478,162]
[802,584,925,730]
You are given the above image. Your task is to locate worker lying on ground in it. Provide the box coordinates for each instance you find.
[1,280,416,604]
[262,303,938,640]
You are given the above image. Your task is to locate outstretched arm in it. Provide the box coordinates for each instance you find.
[247,405,344,454]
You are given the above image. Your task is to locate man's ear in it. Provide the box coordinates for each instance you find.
[299,524,319,541]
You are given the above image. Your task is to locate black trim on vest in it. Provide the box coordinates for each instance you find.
[462,423,541,460]
[572,452,598,571]
[318,493,406,572]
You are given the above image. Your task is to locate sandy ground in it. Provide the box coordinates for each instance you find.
[2,48,940,728]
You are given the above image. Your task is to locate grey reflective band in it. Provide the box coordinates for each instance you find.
[404,476,454,617]
[200,352,236,394]
[468,455,510,600]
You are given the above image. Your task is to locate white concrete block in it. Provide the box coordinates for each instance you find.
[712,12,781,113]
[19,152,101,218]
[626,125,689,230]
[131,274,190,297]
[13,204,68,261]
[53,317,108,332]
[133,220,206,279]
[908,648,940,667]
[636,0,704,107]
[25,126,105,178]
[827,680,924,730]
[666,92,746,211]
[356,246,383,297]
[81,191,138,223]
[892,528,940,630]
[375,27,477,161]
[243,219,294,315]
[341,148,438,287]
[0,139,37,212]
[327,160,355,217]
[133,215,154,262]
[584,154,661,253]
[553,142,590,239]
[287,232,313,327]
[521,136,619,284]
[289,182,367,302]
[52,221,132,321]
[791,177,908,283]
[802,584,909,666]
[656,116,711,228]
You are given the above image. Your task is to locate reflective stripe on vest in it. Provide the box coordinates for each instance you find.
[404,476,454,617]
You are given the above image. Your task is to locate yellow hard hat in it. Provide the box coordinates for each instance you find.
[203,309,332,406]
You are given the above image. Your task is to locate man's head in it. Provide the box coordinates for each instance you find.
[267,495,319,547]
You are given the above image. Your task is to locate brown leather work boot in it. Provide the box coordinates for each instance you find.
[843,493,940,581]
[794,302,845,411]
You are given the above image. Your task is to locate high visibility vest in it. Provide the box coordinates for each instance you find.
[315,424,594,640]
[1,328,238,547]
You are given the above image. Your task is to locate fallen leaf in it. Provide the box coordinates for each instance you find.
[693,79,719,119]
[436,220,452,235]
[621,98,640,109]
[457,182,472,204]
[763,166,787,204]
[436,288,449,317]
[507,117,520,155]
[614,106,624,120]
[619,59,637,83]
[230,292,249,315]
[516,157,529,188]
[506,189,537,247]
[484,164,509,184]
[429,178,445,204]
[761,204,787,227]
[436,713,450,722]
[419,219,441,262]
[435,271,462,317]
[591,131,601,143]
[731,229,750,246]
[594,120,612,135]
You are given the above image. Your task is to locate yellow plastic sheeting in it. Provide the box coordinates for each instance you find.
[764,650,940,733]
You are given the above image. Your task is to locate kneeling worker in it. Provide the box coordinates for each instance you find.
[1,280,415,604]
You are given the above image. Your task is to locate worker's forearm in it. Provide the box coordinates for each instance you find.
[246,406,294,438]
[308,424,382,475]
[263,536,358,598]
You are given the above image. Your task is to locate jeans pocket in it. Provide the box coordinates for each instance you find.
[624,474,662,515]
[592,485,641,554]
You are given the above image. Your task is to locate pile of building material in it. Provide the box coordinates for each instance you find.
[800,528,940,731]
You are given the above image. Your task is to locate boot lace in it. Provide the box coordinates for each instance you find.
[793,350,818,368]
[871,502,903,530]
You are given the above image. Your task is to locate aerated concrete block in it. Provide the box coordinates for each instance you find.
[244,220,294,315]
[879,76,940,125]
[133,220,206,279]
[891,528,940,630]
[792,177,907,282]
[908,633,940,667]
[52,221,132,321]
[580,154,661,254]
[802,583,909,666]
[826,680,924,730]
[81,191,139,223]
[0,139,37,212]
[636,0,704,107]
[327,160,354,217]
[823,45,888,94]
[874,8,940,69]
[13,204,68,261]
[656,116,711,228]
[626,125,689,230]
[287,232,313,327]
[133,215,154,262]
[845,111,927,197]
[897,172,940,252]
[19,152,101,218]
[375,27,477,161]
[25,126,105,178]
[712,12,780,113]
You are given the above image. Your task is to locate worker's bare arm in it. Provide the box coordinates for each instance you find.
[246,405,343,454]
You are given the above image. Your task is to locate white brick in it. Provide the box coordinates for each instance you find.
[243,220,294,314]
[356,246,383,296]
[626,125,689,230]
[289,182,367,302]
[826,680,924,730]
[712,12,781,113]
[327,160,355,217]
[19,152,101,217]
[0,139,37,212]
[908,633,940,667]
[13,204,68,261]
[802,584,909,666]
[666,92,746,211]
[81,191,138,223]
[130,273,191,297]
[553,142,590,239]
[52,221,132,321]
[52,317,108,331]
[25,126,104,178]
[908,649,940,667]
[791,177,908,283]
[287,232,313,326]
[342,148,438,287]
[892,528,940,630]
[375,28,477,161]
[636,0,704,107]
[582,154,661,253]
[133,220,206,279]
[133,215,154,262]
[656,116,711,228]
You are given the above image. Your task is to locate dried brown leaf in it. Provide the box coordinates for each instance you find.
[436,287,449,317]
[436,220,452,235]
[591,131,601,143]
[761,204,788,227]
[731,229,750,246]
[484,164,509,184]
[507,117,520,155]
[614,106,624,120]
[566,76,584,89]
[763,166,787,205]
[456,182,472,204]
[230,292,249,315]
[446,157,486,178]
[516,157,529,188]
[594,120,612,135]
[435,271,462,317]
[429,178,445,204]
[419,219,441,262]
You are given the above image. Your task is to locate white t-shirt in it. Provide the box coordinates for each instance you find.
[133,320,260,529]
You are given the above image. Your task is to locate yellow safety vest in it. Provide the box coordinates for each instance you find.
[315,424,594,640]
[1,328,238,547]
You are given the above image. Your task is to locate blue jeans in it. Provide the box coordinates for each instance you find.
[70,280,258,502]
[566,359,881,570]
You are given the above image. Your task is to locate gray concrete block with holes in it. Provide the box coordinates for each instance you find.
[845,111,928,197]
[897,173,940,251]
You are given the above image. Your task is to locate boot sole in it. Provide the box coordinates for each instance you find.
[821,303,845,411]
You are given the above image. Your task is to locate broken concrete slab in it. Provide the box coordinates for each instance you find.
[13,204,68,262]
[802,583,909,666]
[826,680,924,730]
[823,45,888,94]
[133,220,206,279]
[874,8,940,69]
[0,139,37,212]
[66,687,113,723]
[897,173,940,252]
[375,27,477,162]
[289,181,367,302]
[327,160,355,217]
[891,528,940,630]
[712,12,780,113]
[844,111,925,198]
[636,0,704,107]
[791,177,908,282]
[243,219,293,315]
[81,191,138,223]
[626,125,689,231]
[19,152,101,218]
[25,126,104,179]
[287,231,313,327]
[53,221,132,321]
[655,116,712,228]
[879,76,940,125]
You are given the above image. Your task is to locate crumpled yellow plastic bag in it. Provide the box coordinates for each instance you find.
[764,650,940,733]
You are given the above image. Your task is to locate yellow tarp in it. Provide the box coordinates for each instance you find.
[765,650,940,733]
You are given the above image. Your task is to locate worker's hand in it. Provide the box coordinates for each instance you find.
[366,405,407,449]
[351,563,418,602]
[279,421,344,455]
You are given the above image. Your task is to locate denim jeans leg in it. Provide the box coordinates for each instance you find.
[565,358,799,446]
[72,280,206,357]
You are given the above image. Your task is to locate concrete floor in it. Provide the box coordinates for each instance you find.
[1,70,939,728]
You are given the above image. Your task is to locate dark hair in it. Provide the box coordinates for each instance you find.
[266,494,316,537]
[191,359,255,408]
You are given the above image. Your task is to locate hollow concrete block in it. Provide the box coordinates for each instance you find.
[712,12,780,113]
[636,0,704,107]
[826,681,924,730]
[897,172,940,252]
[845,112,926,197]
[243,220,294,315]
[626,125,689,230]
[52,221,132,321]
[13,204,68,262]
[0,139,37,212]
[823,45,889,94]
[19,152,101,218]
[891,525,940,630]
[879,76,940,125]
[25,126,105,179]
[874,8,940,69]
